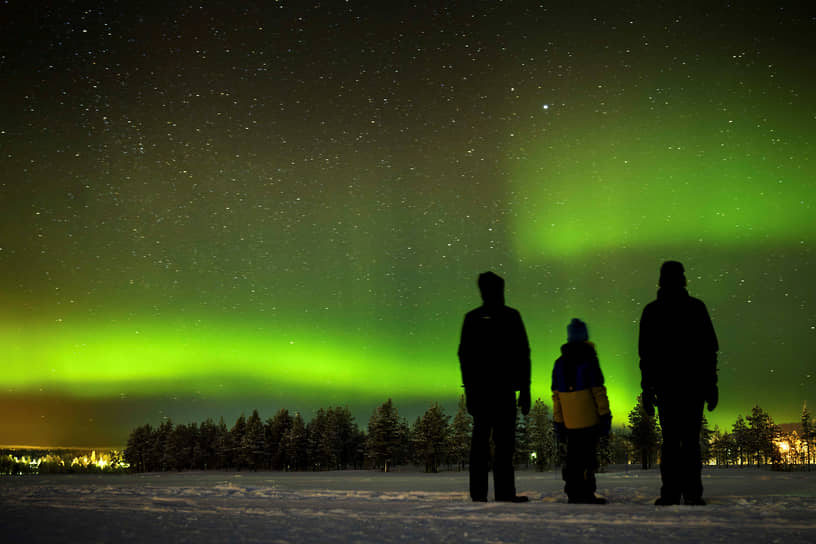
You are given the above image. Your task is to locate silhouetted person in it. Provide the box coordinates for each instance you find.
[639,261,719,506]
[552,318,611,504]
[458,271,531,502]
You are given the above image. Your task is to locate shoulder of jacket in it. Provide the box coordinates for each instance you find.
[503,306,521,316]
[641,300,658,315]
[689,296,708,308]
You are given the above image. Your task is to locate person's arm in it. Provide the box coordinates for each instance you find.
[638,305,657,415]
[515,311,532,415]
[589,350,612,434]
[458,314,478,414]
[457,314,474,389]
[515,311,531,389]
[699,301,719,383]
[638,306,653,391]
[591,361,611,417]
[552,365,566,441]
[698,301,719,410]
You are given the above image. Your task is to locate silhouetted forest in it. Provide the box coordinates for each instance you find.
[625,398,815,469]
[122,397,816,473]
[123,397,565,473]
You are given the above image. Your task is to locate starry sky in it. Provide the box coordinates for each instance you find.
[1,2,814,447]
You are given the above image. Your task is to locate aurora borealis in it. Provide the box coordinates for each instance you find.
[1,2,814,446]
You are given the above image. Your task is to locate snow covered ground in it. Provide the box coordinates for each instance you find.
[2,467,815,543]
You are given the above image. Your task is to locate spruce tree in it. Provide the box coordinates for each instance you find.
[411,403,450,473]
[330,406,358,470]
[281,412,307,471]
[187,422,205,470]
[627,395,660,469]
[215,417,232,469]
[699,414,714,466]
[605,429,630,465]
[306,408,332,471]
[243,409,266,471]
[124,424,154,472]
[366,399,407,472]
[350,422,368,469]
[710,425,736,467]
[164,423,195,471]
[266,409,293,470]
[596,434,614,471]
[801,403,813,467]
[746,405,778,466]
[231,414,248,469]
[197,418,219,470]
[448,395,472,471]
[184,424,198,469]
[152,419,173,472]
[732,415,748,466]
[527,398,555,471]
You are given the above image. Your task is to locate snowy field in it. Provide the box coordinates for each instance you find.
[2,467,815,543]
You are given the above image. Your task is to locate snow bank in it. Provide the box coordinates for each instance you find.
[1,468,814,543]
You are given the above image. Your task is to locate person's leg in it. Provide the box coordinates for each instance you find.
[680,401,705,504]
[469,416,490,501]
[657,403,682,504]
[582,429,599,498]
[492,399,519,500]
[562,430,580,501]
[565,428,599,502]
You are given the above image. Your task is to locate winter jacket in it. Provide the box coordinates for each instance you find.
[639,287,718,399]
[551,341,610,430]
[458,303,531,402]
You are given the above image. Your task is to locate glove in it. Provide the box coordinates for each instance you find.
[706,385,719,412]
[518,388,531,416]
[554,422,567,444]
[599,413,612,437]
[641,389,656,418]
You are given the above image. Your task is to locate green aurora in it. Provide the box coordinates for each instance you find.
[510,82,812,258]
[1,3,814,446]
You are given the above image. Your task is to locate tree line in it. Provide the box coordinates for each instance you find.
[123,396,561,473]
[626,398,816,469]
[1,449,128,475]
[124,396,816,473]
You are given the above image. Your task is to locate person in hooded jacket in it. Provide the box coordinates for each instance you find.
[639,260,719,506]
[552,318,611,504]
[458,271,531,503]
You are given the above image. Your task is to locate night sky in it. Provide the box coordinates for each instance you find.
[1,2,814,447]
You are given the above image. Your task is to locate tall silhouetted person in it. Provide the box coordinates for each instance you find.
[458,271,531,502]
[639,261,719,506]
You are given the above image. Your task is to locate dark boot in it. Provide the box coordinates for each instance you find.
[655,496,681,506]
[496,495,529,503]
